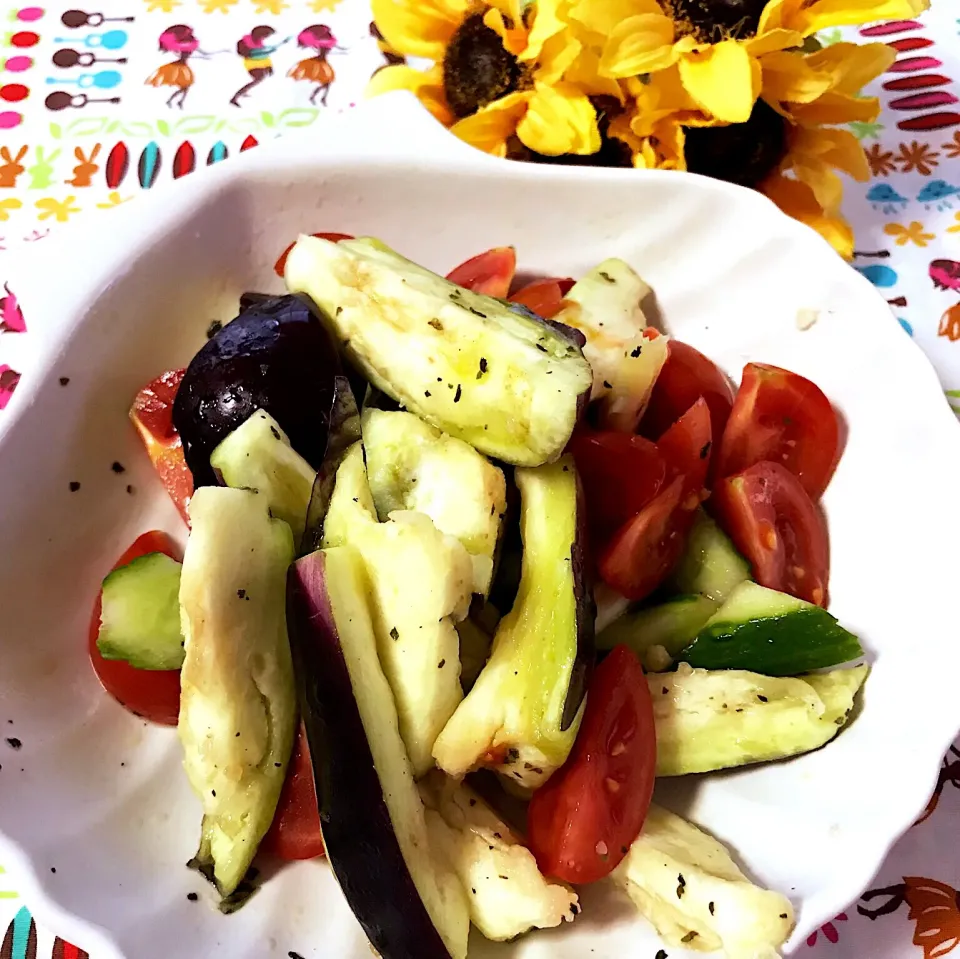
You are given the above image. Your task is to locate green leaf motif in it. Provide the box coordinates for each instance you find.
[277,108,320,129]
[121,121,155,138]
[227,117,260,134]
[261,111,275,128]
[65,117,108,137]
[816,28,844,46]
[174,115,216,135]
[157,119,171,137]
[49,123,62,140]
[848,120,884,141]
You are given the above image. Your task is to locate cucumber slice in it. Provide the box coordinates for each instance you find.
[97,552,184,670]
[210,409,316,549]
[679,581,863,675]
[651,662,869,776]
[669,510,750,603]
[597,594,717,666]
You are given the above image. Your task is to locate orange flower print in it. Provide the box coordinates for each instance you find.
[806,912,848,946]
[884,221,936,247]
[865,143,896,177]
[896,141,940,175]
[943,132,960,160]
[940,303,960,343]
[859,878,960,959]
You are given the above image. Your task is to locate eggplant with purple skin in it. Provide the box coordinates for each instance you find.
[173,293,342,486]
[283,236,593,467]
[288,546,470,959]
[432,455,595,792]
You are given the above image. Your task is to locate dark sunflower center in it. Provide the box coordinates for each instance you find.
[684,101,788,189]
[667,0,767,41]
[443,14,523,119]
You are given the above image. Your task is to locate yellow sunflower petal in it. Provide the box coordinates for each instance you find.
[520,0,570,62]
[762,173,854,259]
[517,81,601,155]
[806,41,895,94]
[371,0,468,59]
[483,7,528,56]
[599,13,676,78]
[745,27,803,57]
[790,125,870,180]
[790,90,880,125]
[792,0,929,36]
[564,47,625,101]
[678,39,758,122]
[536,29,582,84]
[569,0,664,38]
[792,161,844,214]
[366,64,455,125]
[761,51,833,104]
[450,90,530,156]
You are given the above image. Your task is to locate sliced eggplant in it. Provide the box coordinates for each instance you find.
[301,375,362,555]
[362,408,507,596]
[284,235,593,467]
[288,547,470,959]
[432,456,595,791]
[420,771,579,941]
[323,442,472,777]
[553,258,668,431]
[173,293,341,486]
[210,409,316,548]
[178,486,296,901]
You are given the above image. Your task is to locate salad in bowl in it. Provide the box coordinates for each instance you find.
[87,233,867,959]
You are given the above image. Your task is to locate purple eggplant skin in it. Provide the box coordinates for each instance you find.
[300,376,361,555]
[287,551,453,959]
[561,468,596,731]
[173,293,342,487]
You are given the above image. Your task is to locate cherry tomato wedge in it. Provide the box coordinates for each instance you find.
[715,363,839,500]
[87,531,182,725]
[598,400,711,600]
[641,340,735,442]
[446,247,516,298]
[656,396,713,499]
[508,277,575,319]
[273,232,354,278]
[568,430,666,550]
[711,460,829,606]
[262,725,325,861]
[527,645,655,885]
[129,369,194,524]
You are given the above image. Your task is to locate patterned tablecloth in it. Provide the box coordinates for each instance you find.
[1,1,959,956]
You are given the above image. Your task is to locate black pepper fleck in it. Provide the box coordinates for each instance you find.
[289,953,306,959]
[709,901,715,915]
[5,738,21,750]
[758,694,768,703]
[603,380,613,389]
[454,384,462,403]
[50,867,56,874]
[429,318,444,330]
[630,345,643,357]
[390,626,399,640]
[68,481,80,492]
[206,320,223,339]
[677,874,686,898]
[187,892,199,901]
[655,951,668,959]
[438,659,446,669]
[599,271,614,283]
[425,390,431,397]
[700,441,712,460]
[237,589,246,599]
[479,357,488,374]
[662,686,669,694]
[270,426,281,441]
[468,798,477,807]
[126,485,134,494]
[59,377,70,386]
[681,932,698,943]
[779,912,788,919]
[468,307,486,318]
[111,461,125,474]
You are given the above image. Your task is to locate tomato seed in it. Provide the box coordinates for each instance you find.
[791,565,805,579]
[595,841,608,856]
[610,742,626,756]
[812,587,824,606]
[605,777,620,793]
[762,524,777,550]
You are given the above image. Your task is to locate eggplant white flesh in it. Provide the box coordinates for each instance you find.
[288,547,470,959]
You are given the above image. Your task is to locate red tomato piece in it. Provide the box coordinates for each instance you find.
[129,369,194,525]
[568,430,666,550]
[641,340,735,442]
[87,531,182,725]
[262,725,326,861]
[711,460,829,606]
[527,645,656,885]
[598,400,711,600]
[715,363,839,500]
[273,232,354,278]
[508,277,575,319]
[446,247,516,298]
[656,396,713,499]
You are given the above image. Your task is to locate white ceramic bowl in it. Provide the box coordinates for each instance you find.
[2,93,960,959]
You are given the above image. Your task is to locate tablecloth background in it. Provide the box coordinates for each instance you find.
[1,1,959,956]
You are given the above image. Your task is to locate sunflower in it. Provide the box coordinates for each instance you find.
[368,0,600,156]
